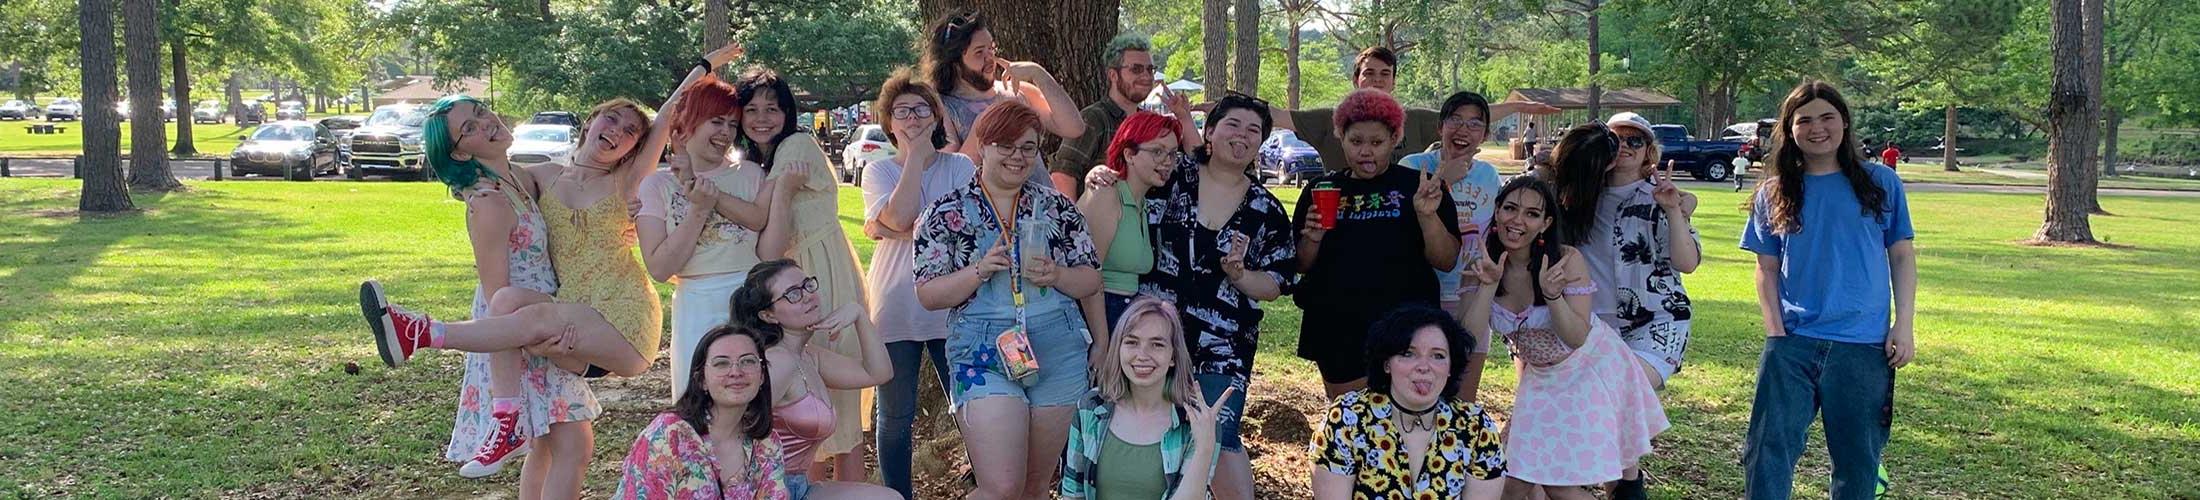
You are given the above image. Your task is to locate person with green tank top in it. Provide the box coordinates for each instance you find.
[1074,111,1183,342]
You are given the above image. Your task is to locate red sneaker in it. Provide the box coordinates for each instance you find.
[458,408,529,478]
[360,280,434,368]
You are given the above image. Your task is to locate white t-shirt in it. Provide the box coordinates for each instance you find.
[862,152,978,343]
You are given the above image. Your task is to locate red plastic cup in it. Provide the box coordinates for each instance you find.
[1310,183,1341,229]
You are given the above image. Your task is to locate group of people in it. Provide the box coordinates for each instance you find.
[349,9,1917,500]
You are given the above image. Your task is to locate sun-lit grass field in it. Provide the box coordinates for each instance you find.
[0,178,2193,498]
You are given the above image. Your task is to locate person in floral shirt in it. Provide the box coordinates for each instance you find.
[913,101,1101,499]
[1312,306,1505,500]
[616,326,788,500]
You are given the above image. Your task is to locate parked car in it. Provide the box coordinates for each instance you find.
[45,98,82,121]
[837,124,894,184]
[345,103,429,180]
[275,101,306,121]
[1651,124,1744,182]
[1721,118,1776,163]
[508,124,577,169]
[192,100,226,124]
[236,99,267,126]
[0,100,37,120]
[1260,129,1322,185]
[527,111,580,130]
[113,99,177,122]
[318,115,366,169]
[230,121,341,181]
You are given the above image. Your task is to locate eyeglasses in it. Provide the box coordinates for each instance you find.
[1442,117,1489,131]
[1114,64,1157,75]
[1617,135,1649,149]
[1222,90,1269,108]
[988,143,1042,159]
[708,354,765,373]
[1134,145,1181,161]
[774,276,820,305]
[891,106,934,120]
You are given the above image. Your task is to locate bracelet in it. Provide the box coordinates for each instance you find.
[1540,293,1563,301]
[693,58,715,73]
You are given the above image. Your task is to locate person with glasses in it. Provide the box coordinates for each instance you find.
[1293,89,1460,399]
[913,101,1101,500]
[615,325,790,499]
[1072,111,1181,341]
[859,69,977,500]
[920,11,1085,167]
[729,260,900,500]
[1460,172,1668,500]
[1398,91,1507,402]
[1046,33,1201,199]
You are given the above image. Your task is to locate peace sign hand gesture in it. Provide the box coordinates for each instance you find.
[1652,160,1686,210]
[1469,249,1508,287]
[1220,231,1251,281]
[1182,385,1240,449]
[1412,170,1445,217]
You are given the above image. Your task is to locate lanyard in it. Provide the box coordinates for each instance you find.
[974,185,1030,318]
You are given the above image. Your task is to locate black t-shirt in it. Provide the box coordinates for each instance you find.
[1292,165,1461,319]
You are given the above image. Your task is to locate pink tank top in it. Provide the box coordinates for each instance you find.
[770,357,836,475]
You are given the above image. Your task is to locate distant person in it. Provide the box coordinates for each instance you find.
[1880,143,1902,170]
[1047,33,1199,199]
[1259,47,1555,170]
[1740,80,1917,500]
[919,10,1086,160]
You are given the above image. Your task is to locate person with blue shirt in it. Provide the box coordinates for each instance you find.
[1398,91,1505,402]
[1739,80,1918,500]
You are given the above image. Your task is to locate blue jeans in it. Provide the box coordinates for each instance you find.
[1194,372,1248,452]
[873,339,949,500]
[1742,335,1895,500]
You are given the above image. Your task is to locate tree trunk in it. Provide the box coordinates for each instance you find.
[2082,0,2107,215]
[123,0,177,191]
[1692,81,1713,134]
[1943,104,1960,172]
[702,0,729,54]
[225,72,241,122]
[1051,0,1116,107]
[169,37,196,157]
[1585,4,1602,119]
[1202,0,1229,98]
[2034,0,2098,244]
[1230,0,1259,95]
[1286,20,1302,108]
[79,0,134,212]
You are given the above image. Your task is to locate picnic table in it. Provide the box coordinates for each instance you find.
[23,124,66,134]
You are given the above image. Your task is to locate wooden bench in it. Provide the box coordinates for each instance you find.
[23,124,65,134]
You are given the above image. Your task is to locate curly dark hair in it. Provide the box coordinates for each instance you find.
[1364,305,1473,401]
[673,325,774,440]
[921,10,992,96]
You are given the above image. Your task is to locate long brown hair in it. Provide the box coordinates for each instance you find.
[1758,81,1887,235]
[674,325,774,439]
[1545,124,1619,244]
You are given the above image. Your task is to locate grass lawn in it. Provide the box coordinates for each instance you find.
[0,111,364,157]
[1,179,2194,498]
[1889,163,2200,192]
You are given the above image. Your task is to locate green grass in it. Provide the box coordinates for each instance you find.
[0,110,362,157]
[1889,163,2200,192]
[0,179,2195,498]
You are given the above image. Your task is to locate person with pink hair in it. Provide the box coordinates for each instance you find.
[1292,89,1461,398]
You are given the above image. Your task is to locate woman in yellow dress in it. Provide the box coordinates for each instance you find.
[732,65,880,481]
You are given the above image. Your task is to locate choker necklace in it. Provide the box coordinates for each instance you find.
[1396,401,1437,433]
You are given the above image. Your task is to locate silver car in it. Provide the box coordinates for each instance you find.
[508,124,577,169]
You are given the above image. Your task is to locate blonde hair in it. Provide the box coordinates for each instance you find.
[576,98,652,172]
[1095,296,1198,405]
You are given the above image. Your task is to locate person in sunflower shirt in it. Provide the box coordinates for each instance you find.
[1311,306,1505,500]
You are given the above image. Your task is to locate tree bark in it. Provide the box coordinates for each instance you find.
[169,36,196,157]
[1286,20,1302,108]
[2082,0,2107,214]
[80,0,134,212]
[225,72,241,122]
[1230,0,1259,95]
[2101,106,2120,177]
[702,0,729,54]
[1052,0,1115,107]
[1203,0,1229,97]
[123,0,177,191]
[1943,103,1960,172]
[2034,0,2099,244]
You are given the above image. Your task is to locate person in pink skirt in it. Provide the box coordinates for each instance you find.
[1461,168,1669,500]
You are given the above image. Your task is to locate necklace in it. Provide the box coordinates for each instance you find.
[1396,400,1438,433]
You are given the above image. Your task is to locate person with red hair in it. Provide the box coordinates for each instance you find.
[913,100,1101,500]
[1293,88,1460,398]
[638,70,798,403]
[1074,111,1181,339]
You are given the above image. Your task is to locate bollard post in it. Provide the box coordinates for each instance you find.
[1,157,10,177]
[213,158,225,181]
[73,155,82,179]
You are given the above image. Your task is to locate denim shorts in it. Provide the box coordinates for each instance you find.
[1195,372,1249,452]
[945,309,1091,410]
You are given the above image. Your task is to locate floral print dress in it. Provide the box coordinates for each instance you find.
[615,412,789,500]
[1311,390,1507,499]
[445,180,601,462]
